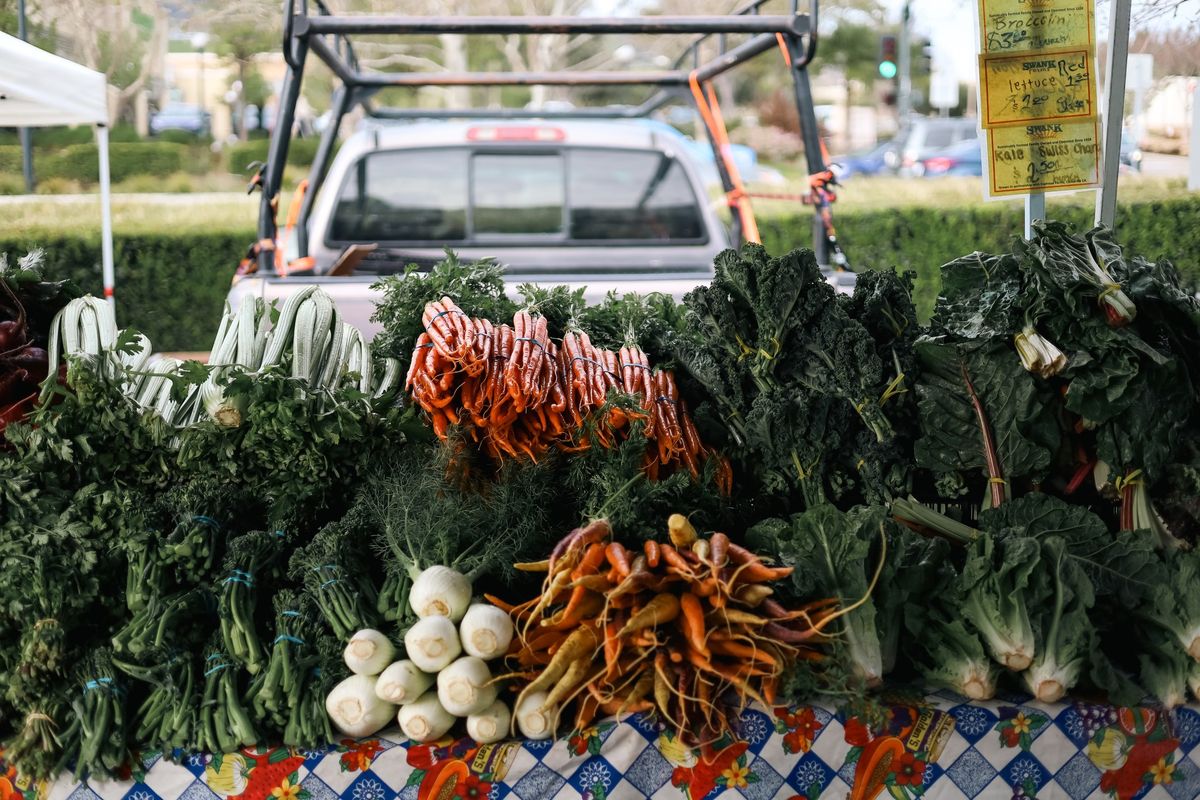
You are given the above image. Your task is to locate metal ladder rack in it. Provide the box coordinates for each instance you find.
[258,0,847,275]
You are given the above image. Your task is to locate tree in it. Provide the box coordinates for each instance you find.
[34,0,167,125]
[822,23,881,149]
[330,0,638,109]
[1129,28,1200,77]
[0,0,56,49]
[206,0,280,139]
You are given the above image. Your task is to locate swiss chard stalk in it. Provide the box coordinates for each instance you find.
[890,496,979,546]
[959,535,1039,671]
[959,359,1007,508]
[1013,325,1067,378]
[1022,537,1095,703]
[1115,468,1184,551]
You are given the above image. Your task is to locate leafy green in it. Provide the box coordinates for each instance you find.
[369,250,517,361]
[1022,536,1096,702]
[748,504,886,686]
[913,337,1060,488]
[670,245,911,513]
[980,493,1163,605]
[958,533,1039,671]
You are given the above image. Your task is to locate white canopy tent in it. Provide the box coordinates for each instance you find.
[0,32,115,307]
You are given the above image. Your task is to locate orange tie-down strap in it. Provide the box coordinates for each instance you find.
[688,71,760,245]
[275,179,310,276]
[232,240,314,283]
[234,182,318,283]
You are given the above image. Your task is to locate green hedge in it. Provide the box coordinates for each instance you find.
[0,142,190,183]
[0,125,141,147]
[2,196,1195,352]
[224,137,322,174]
[0,231,250,352]
[760,196,1200,317]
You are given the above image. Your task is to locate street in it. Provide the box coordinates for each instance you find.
[1138,151,1190,177]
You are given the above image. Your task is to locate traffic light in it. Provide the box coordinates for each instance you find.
[879,35,898,79]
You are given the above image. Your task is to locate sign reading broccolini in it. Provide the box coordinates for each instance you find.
[978,0,1094,54]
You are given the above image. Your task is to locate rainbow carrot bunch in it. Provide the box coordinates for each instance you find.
[486,515,852,745]
[405,297,729,490]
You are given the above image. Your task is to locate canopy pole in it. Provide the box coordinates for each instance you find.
[96,124,115,310]
[1095,0,1131,228]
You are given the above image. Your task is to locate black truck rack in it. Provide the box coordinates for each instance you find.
[259,0,848,274]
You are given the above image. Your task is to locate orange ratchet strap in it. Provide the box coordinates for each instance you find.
[276,179,315,277]
[688,71,761,244]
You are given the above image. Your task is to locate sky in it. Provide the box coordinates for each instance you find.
[884,0,1200,83]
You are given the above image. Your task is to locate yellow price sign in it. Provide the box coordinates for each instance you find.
[985,119,1100,195]
[978,0,1094,54]
[979,48,1095,127]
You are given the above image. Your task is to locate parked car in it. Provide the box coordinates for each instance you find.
[150,103,211,137]
[886,117,978,176]
[914,138,983,177]
[829,139,896,179]
[1120,131,1143,173]
[228,119,855,338]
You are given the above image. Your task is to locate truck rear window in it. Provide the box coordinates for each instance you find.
[328,146,705,244]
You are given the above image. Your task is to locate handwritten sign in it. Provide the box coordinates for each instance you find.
[978,0,1094,54]
[979,48,1095,127]
[986,119,1100,194]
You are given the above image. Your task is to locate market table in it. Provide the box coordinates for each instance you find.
[24,691,1200,800]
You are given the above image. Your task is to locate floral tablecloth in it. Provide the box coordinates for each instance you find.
[16,690,1200,800]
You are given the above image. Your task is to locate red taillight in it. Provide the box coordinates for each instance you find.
[924,157,954,173]
[467,126,566,142]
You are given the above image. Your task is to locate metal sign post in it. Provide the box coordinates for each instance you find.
[1095,0,1131,228]
[1024,192,1045,239]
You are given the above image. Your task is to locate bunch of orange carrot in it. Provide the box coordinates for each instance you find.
[485,515,848,744]
[405,297,729,490]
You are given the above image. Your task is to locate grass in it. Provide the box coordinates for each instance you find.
[0,192,259,236]
[749,168,1196,216]
[0,172,1194,237]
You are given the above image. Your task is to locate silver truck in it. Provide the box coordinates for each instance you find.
[230,2,849,339]
[230,118,784,338]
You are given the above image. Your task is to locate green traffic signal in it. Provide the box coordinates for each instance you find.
[879,60,898,79]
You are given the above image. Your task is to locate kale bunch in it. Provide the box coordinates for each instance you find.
[670,244,916,514]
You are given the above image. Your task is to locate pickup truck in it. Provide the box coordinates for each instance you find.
[228,117,855,339]
[226,0,844,338]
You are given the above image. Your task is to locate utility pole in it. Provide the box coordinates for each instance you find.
[17,0,35,193]
[898,1,912,119]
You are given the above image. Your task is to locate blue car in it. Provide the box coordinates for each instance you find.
[916,138,982,177]
[830,140,896,179]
